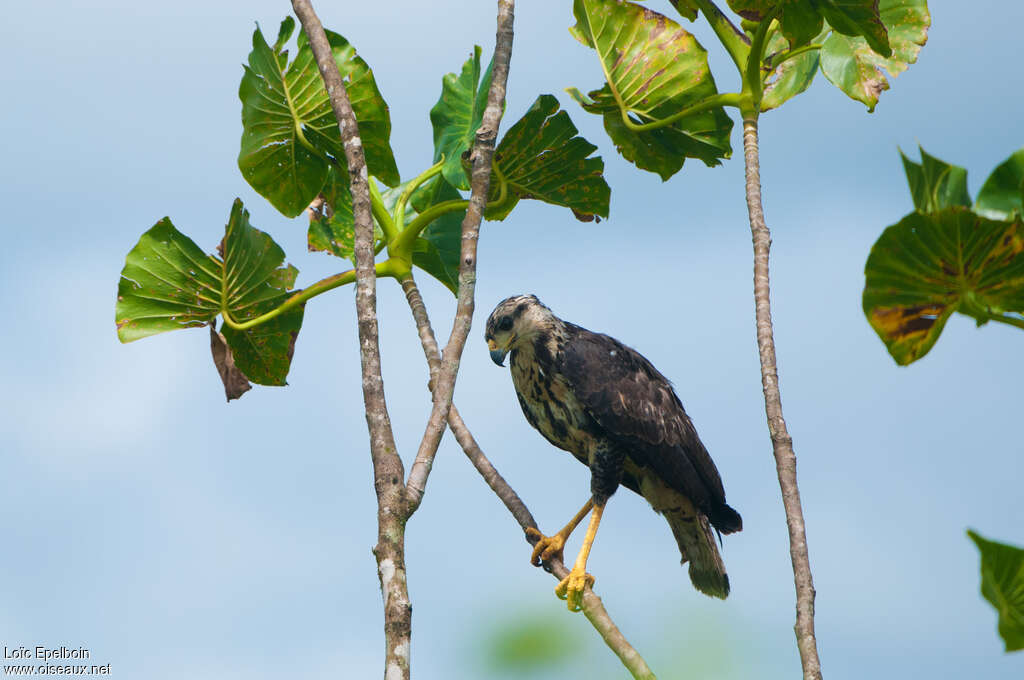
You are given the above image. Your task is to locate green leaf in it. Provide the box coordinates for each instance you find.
[569,0,733,180]
[219,200,304,386]
[116,219,222,343]
[729,1,889,54]
[901,147,971,215]
[489,94,610,221]
[725,0,772,21]
[430,46,494,190]
[238,21,398,217]
[968,530,1024,653]
[411,177,466,294]
[863,207,1024,364]
[307,165,358,260]
[779,2,823,49]
[667,0,698,21]
[816,0,890,57]
[761,24,829,111]
[116,200,304,386]
[820,0,929,111]
[976,148,1024,221]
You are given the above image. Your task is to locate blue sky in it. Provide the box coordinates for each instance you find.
[2,1,1022,678]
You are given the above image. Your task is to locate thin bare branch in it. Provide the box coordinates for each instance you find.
[399,273,655,680]
[742,117,822,680]
[291,3,411,680]
[405,0,516,512]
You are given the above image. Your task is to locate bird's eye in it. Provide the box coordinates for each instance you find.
[497,316,514,332]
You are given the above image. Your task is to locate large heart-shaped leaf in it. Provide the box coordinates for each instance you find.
[976,148,1024,221]
[968,530,1024,653]
[116,200,304,386]
[568,0,733,180]
[820,0,929,111]
[238,19,398,217]
[488,95,610,222]
[430,46,494,191]
[901,147,971,215]
[761,24,829,111]
[863,207,1024,365]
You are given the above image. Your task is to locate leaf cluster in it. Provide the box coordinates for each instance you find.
[862,146,1024,365]
[565,0,929,182]
[114,19,610,398]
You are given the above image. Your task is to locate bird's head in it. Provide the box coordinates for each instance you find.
[484,294,556,366]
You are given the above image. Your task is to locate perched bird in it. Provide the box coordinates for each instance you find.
[485,295,741,610]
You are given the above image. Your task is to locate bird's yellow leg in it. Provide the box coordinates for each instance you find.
[555,502,604,612]
[525,499,594,567]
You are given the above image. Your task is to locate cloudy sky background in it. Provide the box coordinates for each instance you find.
[2,1,1022,678]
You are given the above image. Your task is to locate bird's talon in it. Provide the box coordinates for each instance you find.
[526,528,567,567]
[555,569,594,612]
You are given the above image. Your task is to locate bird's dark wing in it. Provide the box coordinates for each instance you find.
[558,325,727,514]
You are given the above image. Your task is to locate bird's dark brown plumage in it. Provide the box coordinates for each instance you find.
[485,294,741,598]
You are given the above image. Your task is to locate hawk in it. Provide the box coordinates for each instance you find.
[485,295,742,610]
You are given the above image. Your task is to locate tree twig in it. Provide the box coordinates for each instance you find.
[742,116,823,680]
[399,273,656,680]
[405,0,516,513]
[291,3,412,680]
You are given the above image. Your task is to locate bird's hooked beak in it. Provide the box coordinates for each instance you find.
[487,338,509,366]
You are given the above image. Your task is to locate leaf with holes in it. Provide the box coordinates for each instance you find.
[820,0,929,111]
[487,95,609,222]
[863,207,1024,365]
[115,219,223,343]
[976,148,1024,221]
[430,46,494,190]
[968,530,1024,653]
[238,18,398,217]
[116,199,304,387]
[306,164,382,262]
[568,0,733,180]
[218,200,304,386]
[901,146,971,215]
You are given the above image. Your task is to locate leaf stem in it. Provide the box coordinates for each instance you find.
[960,297,1024,331]
[745,13,779,109]
[620,92,744,132]
[986,313,1024,330]
[766,43,823,75]
[393,158,446,241]
[392,164,510,258]
[220,260,399,331]
[368,177,397,243]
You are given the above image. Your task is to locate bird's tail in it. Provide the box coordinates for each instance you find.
[709,501,743,535]
[665,510,730,599]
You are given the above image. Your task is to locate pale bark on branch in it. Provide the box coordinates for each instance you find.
[291,3,412,680]
[405,0,516,513]
[742,117,822,680]
[399,273,656,680]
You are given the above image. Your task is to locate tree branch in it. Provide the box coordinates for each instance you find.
[742,116,823,680]
[291,3,411,680]
[405,0,516,513]
[398,273,655,680]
